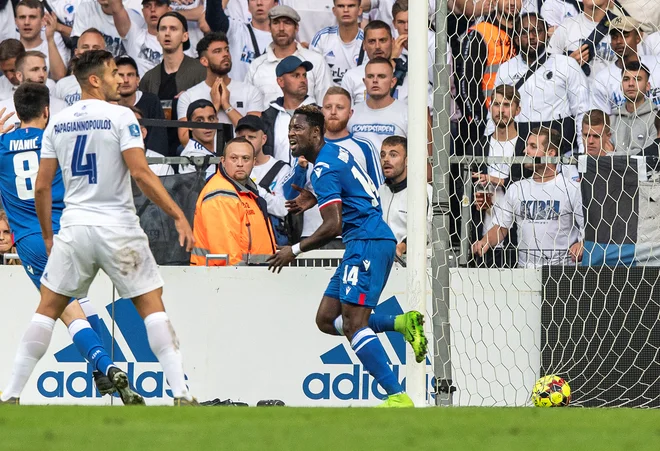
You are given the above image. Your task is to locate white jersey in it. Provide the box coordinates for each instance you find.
[224,0,250,22]
[348,99,408,153]
[146,149,174,176]
[50,0,78,28]
[176,79,264,124]
[250,156,290,218]
[540,0,581,27]
[310,26,364,85]
[482,136,518,244]
[590,55,660,114]
[547,13,617,79]
[72,0,145,56]
[122,20,163,76]
[280,0,336,44]
[492,176,583,268]
[340,63,433,107]
[54,75,82,106]
[226,18,273,82]
[41,99,145,227]
[368,0,436,32]
[179,139,216,179]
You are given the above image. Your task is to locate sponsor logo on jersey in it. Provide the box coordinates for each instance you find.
[302,296,433,401]
[129,124,141,137]
[519,200,560,221]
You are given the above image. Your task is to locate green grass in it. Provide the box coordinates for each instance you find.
[1,406,659,451]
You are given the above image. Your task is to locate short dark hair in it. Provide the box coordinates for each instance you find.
[365,56,394,73]
[364,20,392,39]
[493,84,521,106]
[13,82,49,122]
[582,109,611,133]
[196,31,229,57]
[16,50,46,72]
[186,99,216,121]
[530,126,561,154]
[16,0,44,15]
[516,12,547,35]
[323,86,352,103]
[622,60,651,78]
[115,55,139,76]
[392,0,408,20]
[0,39,25,63]
[74,50,114,86]
[293,105,325,136]
[382,135,407,155]
[223,136,255,157]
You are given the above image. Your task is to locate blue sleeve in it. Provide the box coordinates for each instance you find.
[312,165,342,210]
[282,162,309,200]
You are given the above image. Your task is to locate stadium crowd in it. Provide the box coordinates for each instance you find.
[0,0,658,269]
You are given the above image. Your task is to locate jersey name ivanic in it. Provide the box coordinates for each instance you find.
[311,143,395,243]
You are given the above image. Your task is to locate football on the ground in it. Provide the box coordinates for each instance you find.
[531,375,571,407]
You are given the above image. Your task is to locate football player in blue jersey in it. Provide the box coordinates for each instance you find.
[268,105,427,407]
[0,83,143,405]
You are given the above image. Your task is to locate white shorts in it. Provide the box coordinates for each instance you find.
[41,225,164,299]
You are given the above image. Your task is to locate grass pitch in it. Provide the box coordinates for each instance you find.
[2,406,659,451]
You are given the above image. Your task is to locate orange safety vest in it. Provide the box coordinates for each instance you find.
[468,21,516,109]
[190,167,276,266]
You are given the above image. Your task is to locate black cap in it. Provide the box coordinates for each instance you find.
[276,55,313,77]
[236,115,266,134]
[186,99,216,120]
[157,11,190,52]
[143,0,170,4]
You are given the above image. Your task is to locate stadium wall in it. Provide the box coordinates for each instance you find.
[0,266,541,407]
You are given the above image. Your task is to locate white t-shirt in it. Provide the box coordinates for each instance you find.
[250,156,290,218]
[492,176,583,268]
[179,138,216,179]
[540,0,581,28]
[368,0,436,32]
[547,13,617,79]
[0,76,15,100]
[41,99,145,227]
[72,0,144,56]
[226,17,273,82]
[54,75,82,106]
[348,99,408,153]
[122,20,163,76]
[0,94,67,128]
[310,26,364,85]
[176,79,264,124]
[482,136,517,241]
[590,55,660,114]
[280,0,336,44]
[145,149,174,176]
[50,0,78,27]
[225,0,250,22]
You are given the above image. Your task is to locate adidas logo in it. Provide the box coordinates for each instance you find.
[38,299,186,400]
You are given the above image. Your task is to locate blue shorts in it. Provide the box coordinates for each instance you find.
[15,233,49,290]
[324,239,396,308]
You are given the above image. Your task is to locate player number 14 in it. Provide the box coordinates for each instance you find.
[350,166,379,207]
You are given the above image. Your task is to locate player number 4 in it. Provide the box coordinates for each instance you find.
[13,151,39,200]
[71,134,97,184]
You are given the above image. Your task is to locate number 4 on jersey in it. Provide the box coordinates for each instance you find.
[72,134,97,184]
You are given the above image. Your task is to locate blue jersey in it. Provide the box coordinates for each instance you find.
[312,142,395,243]
[0,127,65,242]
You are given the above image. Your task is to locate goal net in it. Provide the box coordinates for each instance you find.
[426,0,660,407]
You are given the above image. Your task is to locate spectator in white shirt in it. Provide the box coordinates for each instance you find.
[54,27,107,106]
[0,39,26,100]
[71,0,144,57]
[176,31,263,146]
[179,99,220,179]
[245,5,333,109]
[310,0,364,85]
[390,0,435,89]
[280,0,336,45]
[205,0,277,82]
[15,0,68,80]
[347,56,407,154]
[169,0,208,55]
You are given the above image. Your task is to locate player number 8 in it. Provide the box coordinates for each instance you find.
[13,151,39,200]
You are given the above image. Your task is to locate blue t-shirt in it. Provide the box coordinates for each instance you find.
[0,127,65,241]
[312,142,395,243]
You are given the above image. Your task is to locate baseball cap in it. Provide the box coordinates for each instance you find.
[157,11,190,52]
[186,99,216,121]
[609,15,642,33]
[268,5,301,23]
[142,0,170,5]
[236,115,267,134]
[276,56,313,77]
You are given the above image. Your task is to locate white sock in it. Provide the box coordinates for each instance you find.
[1,314,55,401]
[333,316,345,336]
[144,312,191,400]
[77,298,96,316]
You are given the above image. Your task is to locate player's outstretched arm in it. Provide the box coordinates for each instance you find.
[267,202,342,273]
[35,158,58,255]
[122,148,195,252]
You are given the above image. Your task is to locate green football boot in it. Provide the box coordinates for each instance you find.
[394,311,428,363]
[376,393,415,408]
[0,391,19,405]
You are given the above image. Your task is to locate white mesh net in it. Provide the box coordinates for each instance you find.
[429,0,660,407]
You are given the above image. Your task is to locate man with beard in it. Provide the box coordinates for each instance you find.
[473,127,584,268]
[176,32,263,147]
[472,84,525,268]
[245,5,332,109]
[494,13,589,152]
